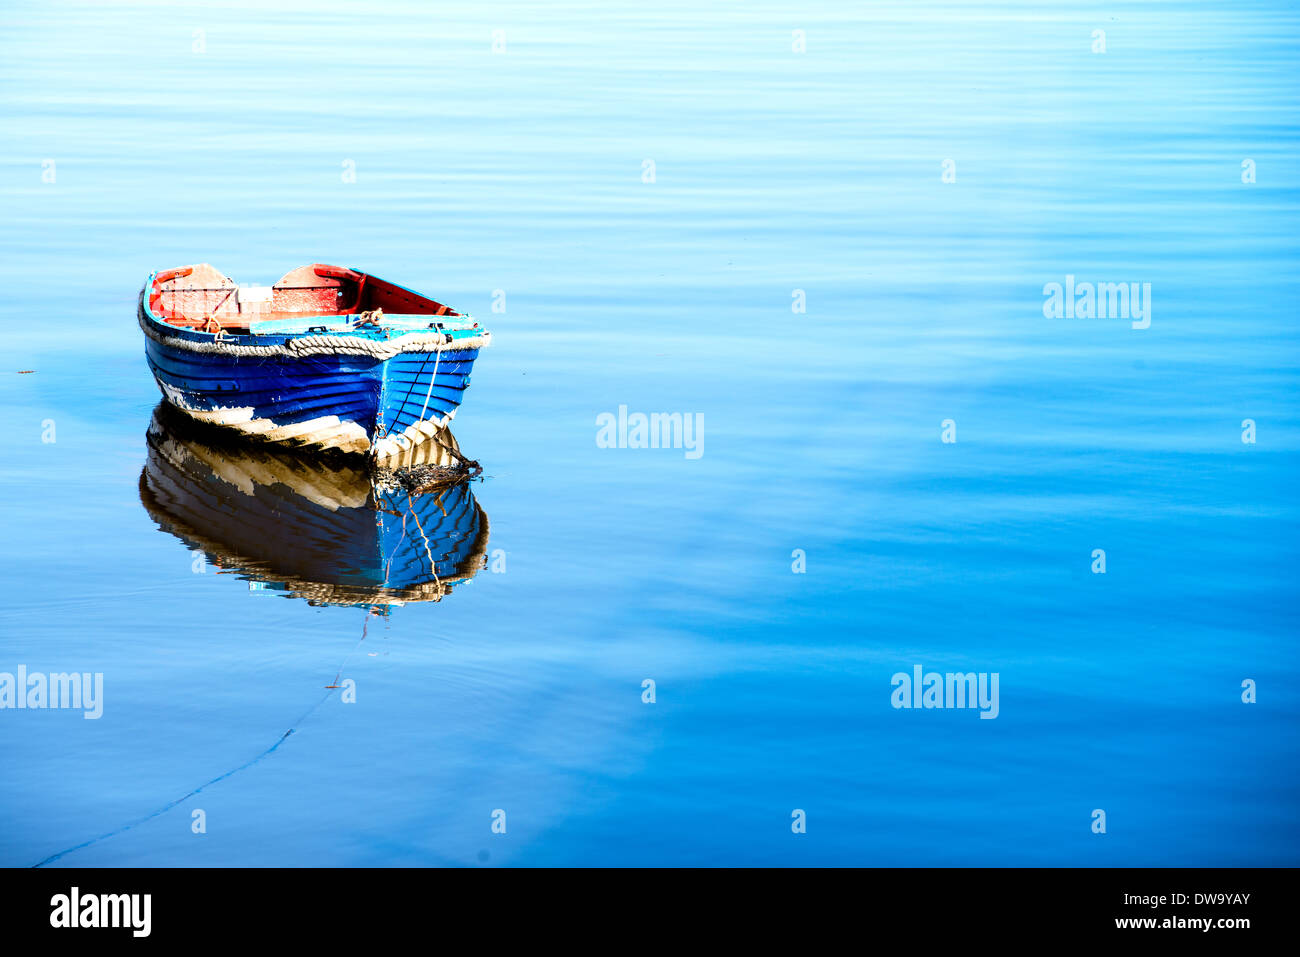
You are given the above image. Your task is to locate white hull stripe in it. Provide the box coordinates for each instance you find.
[158,385,461,461]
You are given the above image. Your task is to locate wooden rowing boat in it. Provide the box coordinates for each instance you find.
[139,263,491,458]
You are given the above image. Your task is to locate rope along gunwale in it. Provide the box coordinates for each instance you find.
[139,306,490,361]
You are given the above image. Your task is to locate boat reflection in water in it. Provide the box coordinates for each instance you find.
[139,404,489,607]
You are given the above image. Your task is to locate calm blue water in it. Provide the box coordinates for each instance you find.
[1,0,1298,866]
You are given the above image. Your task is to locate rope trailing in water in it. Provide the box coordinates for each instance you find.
[372,439,481,496]
[33,608,386,867]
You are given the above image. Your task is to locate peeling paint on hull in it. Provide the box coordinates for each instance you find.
[144,328,481,458]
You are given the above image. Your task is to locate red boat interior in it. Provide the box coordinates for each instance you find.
[149,263,461,332]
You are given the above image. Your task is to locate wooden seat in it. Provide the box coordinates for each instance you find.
[151,263,462,331]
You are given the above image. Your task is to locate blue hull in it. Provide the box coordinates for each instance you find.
[138,291,485,457]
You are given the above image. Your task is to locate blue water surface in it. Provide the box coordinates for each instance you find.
[0,0,1297,866]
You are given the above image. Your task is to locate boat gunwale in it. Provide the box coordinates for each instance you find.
[140,267,490,352]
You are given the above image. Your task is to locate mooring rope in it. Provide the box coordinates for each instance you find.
[418,347,442,423]
[32,607,384,867]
